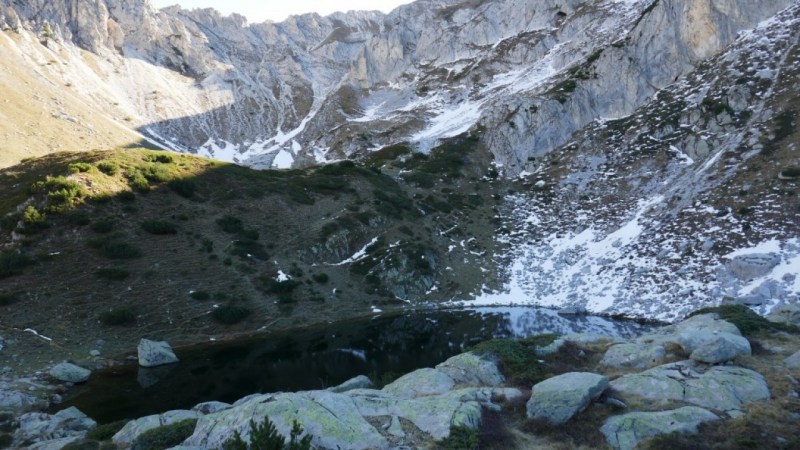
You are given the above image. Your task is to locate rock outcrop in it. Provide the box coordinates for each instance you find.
[48,363,91,384]
[137,338,179,368]
[526,372,608,424]
[600,406,720,450]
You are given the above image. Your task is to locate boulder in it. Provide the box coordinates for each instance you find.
[435,352,505,386]
[49,363,91,383]
[600,343,667,370]
[526,372,608,424]
[137,338,179,368]
[0,387,46,412]
[382,368,454,398]
[786,351,800,370]
[689,334,751,364]
[112,410,201,447]
[600,407,720,450]
[610,360,770,413]
[673,314,747,355]
[327,375,373,393]
[767,304,800,326]
[16,407,96,445]
[728,253,781,280]
[192,401,231,415]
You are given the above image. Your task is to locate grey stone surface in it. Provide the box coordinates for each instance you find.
[112,410,201,447]
[15,406,96,446]
[601,407,720,450]
[435,352,505,387]
[728,253,781,280]
[49,363,91,383]
[600,343,667,370]
[611,360,770,412]
[785,350,800,370]
[768,304,800,326]
[138,338,179,368]
[327,375,373,393]
[526,372,608,424]
[382,368,454,398]
[690,334,751,364]
[192,401,232,415]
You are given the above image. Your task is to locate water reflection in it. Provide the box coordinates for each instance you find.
[55,307,649,422]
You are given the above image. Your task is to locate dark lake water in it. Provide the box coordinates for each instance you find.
[54,307,649,423]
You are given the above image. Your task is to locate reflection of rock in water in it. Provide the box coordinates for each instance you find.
[137,364,176,389]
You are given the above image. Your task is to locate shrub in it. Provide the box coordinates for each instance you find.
[67,211,91,226]
[131,419,197,450]
[144,153,175,164]
[68,162,94,174]
[20,205,47,233]
[781,166,800,178]
[212,304,251,325]
[128,171,150,192]
[96,161,119,176]
[0,214,20,231]
[263,279,301,294]
[95,268,130,281]
[222,417,311,450]
[217,215,243,233]
[61,440,100,450]
[99,307,136,325]
[0,433,12,449]
[141,219,177,235]
[190,291,210,301]
[32,176,86,212]
[0,252,33,279]
[312,273,329,284]
[90,219,115,234]
[86,420,128,441]
[87,238,142,259]
[0,292,19,306]
[469,338,551,384]
[117,191,136,202]
[435,426,479,450]
[168,179,196,198]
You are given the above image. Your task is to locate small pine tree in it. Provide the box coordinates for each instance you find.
[222,417,311,450]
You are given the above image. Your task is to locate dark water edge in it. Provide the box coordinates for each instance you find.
[53,306,651,423]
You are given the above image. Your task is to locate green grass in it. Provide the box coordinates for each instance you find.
[435,426,479,450]
[85,420,128,441]
[130,419,197,450]
[68,162,94,174]
[96,161,119,176]
[469,335,558,385]
[689,305,799,335]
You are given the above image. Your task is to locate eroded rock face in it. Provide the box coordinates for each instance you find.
[112,409,201,447]
[526,372,608,424]
[610,360,770,413]
[600,406,720,450]
[15,407,96,448]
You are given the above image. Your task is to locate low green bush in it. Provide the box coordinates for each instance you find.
[131,419,197,450]
[469,337,551,384]
[689,305,799,335]
[0,252,33,279]
[168,179,197,198]
[67,211,91,226]
[781,166,800,178]
[143,153,175,164]
[85,420,128,441]
[190,291,210,301]
[435,426,479,450]
[99,307,136,326]
[141,219,177,235]
[87,238,142,259]
[217,215,243,233]
[212,304,251,325]
[0,292,19,306]
[222,417,311,450]
[68,162,94,174]
[96,161,119,176]
[90,219,115,233]
[312,273,329,284]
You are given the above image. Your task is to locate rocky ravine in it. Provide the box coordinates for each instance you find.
[3,310,799,449]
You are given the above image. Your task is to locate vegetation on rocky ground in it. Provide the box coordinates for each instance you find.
[222,417,311,450]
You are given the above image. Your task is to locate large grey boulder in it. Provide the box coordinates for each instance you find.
[767,304,800,326]
[0,386,46,412]
[689,334,750,364]
[191,401,232,415]
[382,368,455,398]
[112,410,201,447]
[673,314,747,355]
[600,343,667,370]
[435,352,505,387]
[786,350,800,370]
[49,363,91,383]
[137,338,179,368]
[15,407,96,446]
[526,372,608,424]
[601,407,720,450]
[728,253,781,280]
[611,360,770,413]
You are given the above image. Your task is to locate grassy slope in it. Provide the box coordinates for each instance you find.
[0,140,505,371]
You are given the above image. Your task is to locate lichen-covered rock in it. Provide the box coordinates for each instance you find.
[112,410,201,447]
[382,367,454,398]
[600,343,667,369]
[611,360,770,413]
[435,352,505,387]
[15,407,96,447]
[526,372,608,424]
[600,407,720,450]
[768,304,800,326]
[689,334,751,364]
[191,401,231,415]
[137,338,179,368]
[49,363,91,383]
[327,375,373,393]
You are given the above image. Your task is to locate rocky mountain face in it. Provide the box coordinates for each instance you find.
[0,0,798,320]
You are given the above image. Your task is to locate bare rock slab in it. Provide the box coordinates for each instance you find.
[526,372,608,424]
[137,338,179,368]
[601,406,720,450]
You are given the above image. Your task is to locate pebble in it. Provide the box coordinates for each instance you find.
[90,350,101,357]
